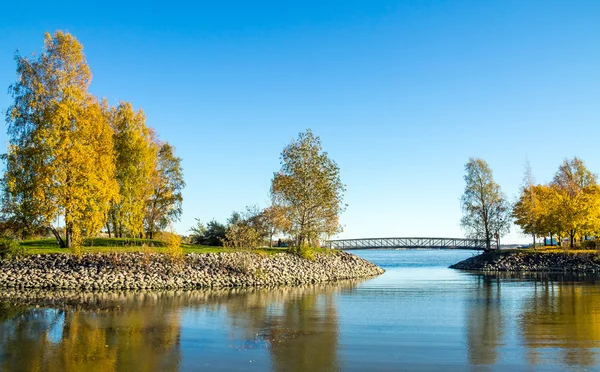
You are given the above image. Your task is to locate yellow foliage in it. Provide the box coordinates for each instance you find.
[514,158,600,249]
[107,102,157,237]
[5,31,119,249]
[223,224,262,249]
[159,228,183,259]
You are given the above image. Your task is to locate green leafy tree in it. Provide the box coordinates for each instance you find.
[188,218,207,243]
[189,219,226,246]
[3,31,119,250]
[460,158,510,250]
[271,129,346,248]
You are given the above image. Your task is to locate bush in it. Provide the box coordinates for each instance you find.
[190,219,226,246]
[292,242,315,260]
[223,224,261,249]
[580,240,597,250]
[160,230,183,259]
[0,238,25,259]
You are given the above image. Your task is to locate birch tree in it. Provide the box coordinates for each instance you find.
[271,129,346,248]
[460,158,510,251]
[3,31,118,249]
[107,102,157,238]
[144,142,185,239]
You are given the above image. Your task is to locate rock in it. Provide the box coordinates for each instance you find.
[450,251,600,272]
[0,251,384,291]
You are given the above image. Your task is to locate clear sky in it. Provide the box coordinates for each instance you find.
[1,1,600,243]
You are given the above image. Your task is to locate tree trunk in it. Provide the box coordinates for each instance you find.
[50,227,66,248]
[106,222,112,238]
[111,212,118,240]
[570,230,575,249]
[65,222,74,249]
[532,233,536,249]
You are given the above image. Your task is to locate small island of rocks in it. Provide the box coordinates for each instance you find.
[450,250,600,272]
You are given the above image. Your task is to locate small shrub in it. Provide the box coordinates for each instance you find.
[223,224,261,249]
[0,238,25,259]
[579,240,597,250]
[160,228,183,259]
[292,242,315,260]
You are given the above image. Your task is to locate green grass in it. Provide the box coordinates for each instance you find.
[18,237,290,255]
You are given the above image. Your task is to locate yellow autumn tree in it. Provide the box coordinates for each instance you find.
[535,185,562,244]
[3,31,118,250]
[107,102,157,238]
[551,158,600,248]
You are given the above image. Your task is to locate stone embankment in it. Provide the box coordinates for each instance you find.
[0,251,384,290]
[450,250,600,272]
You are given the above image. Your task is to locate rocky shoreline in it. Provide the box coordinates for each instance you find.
[450,250,600,272]
[0,251,384,290]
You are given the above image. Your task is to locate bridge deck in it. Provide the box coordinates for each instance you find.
[326,237,487,250]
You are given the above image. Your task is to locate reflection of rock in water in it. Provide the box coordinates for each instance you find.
[466,275,504,366]
[0,280,362,371]
[520,280,600,367]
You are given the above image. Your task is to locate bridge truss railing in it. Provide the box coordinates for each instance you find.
[326,237,487,250]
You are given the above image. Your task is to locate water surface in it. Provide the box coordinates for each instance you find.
[1,250,600,371]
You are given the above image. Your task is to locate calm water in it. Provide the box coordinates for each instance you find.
[2,250,600,371]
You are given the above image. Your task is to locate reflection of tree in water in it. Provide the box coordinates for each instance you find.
[466,275,504,366]
[0,280,358,372]
[198,282,357,372]
[520,278,600,367]
[0,292,182,372]
[269,291,338,372]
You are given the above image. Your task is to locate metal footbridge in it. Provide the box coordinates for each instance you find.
[326,237,487,250]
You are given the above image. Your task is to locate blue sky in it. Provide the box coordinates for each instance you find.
[1,1,600,243]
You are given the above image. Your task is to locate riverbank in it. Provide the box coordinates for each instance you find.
[450,250,600,272]
[0,251,384,290]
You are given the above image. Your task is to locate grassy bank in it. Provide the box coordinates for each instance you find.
[18,238,287,255]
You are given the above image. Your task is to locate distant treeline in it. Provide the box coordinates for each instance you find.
[461,156,600,250]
